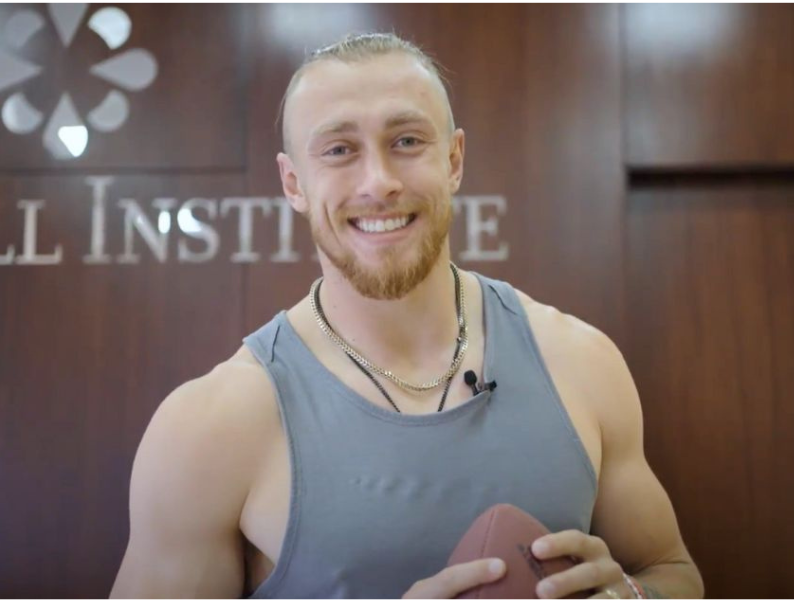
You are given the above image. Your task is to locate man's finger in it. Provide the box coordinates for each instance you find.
[533,530,605,561]
[537,560,622,599]
[403,558,506,599]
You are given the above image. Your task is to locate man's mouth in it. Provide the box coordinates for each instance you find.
[348,214,417,233]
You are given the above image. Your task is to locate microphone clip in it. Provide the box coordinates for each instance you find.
[463,370,497,395]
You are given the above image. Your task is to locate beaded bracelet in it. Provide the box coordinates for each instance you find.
[622,573,645,599]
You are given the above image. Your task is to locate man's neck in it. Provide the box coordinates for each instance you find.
[315,251,461,375]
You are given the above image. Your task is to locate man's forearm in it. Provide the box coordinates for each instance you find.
[631,560,705,599]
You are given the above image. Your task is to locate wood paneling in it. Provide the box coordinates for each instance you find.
[0,174,247,597]
[623,5,794,596]
[624,4,794,168]
[626,182,794,599]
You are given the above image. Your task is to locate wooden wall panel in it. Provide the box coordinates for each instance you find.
[1,5,251,593]
[625,183,794,598]
[624,4,794,168]
[623,4,794,597]
[0,174,247,597]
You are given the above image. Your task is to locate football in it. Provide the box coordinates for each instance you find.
[447,504,588,599]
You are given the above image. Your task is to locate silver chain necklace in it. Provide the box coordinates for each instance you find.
[309,263,468,393]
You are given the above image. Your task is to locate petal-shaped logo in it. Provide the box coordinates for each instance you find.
[0,4,158,160]
[2,92,44,133]
[3,10,45,49]
[90,49,158,91]
[48,4,88,48]
[0,49,42,92]
[87,90,128,132]
[43,93,85,159]
[89,8,131,50]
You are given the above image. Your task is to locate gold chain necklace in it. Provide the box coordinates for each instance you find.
[310,263,468,393]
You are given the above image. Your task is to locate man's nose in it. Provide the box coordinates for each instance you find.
[356,149,403,202]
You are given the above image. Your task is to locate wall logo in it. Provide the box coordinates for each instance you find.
[0,4,157,159]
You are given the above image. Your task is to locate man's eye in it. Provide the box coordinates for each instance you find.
[324,146,350,156]
[396,137,422,148]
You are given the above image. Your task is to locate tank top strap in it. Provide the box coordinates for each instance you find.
[474,272,526,318]
[243,311,284,365]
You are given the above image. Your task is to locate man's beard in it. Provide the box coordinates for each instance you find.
[309,199,452,300]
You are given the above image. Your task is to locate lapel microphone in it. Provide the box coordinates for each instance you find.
[464,370,497,395]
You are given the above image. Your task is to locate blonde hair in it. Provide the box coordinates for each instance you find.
[279,32,455,153]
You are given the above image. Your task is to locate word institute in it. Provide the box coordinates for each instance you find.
[1,177,510,266]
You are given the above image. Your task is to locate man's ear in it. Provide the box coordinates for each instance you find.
[448,129,465,194]
[277,152,308,213]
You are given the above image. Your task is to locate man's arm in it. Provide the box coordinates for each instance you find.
[585,333,703,598]
[110,363,269,598]
[517,294,704,598]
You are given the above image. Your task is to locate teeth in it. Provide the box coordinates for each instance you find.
[354,215,410,233]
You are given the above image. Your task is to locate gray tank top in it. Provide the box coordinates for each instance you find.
[243,273,597,599]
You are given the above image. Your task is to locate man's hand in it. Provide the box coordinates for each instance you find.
[403,558,507,599]
[532,531,632,599]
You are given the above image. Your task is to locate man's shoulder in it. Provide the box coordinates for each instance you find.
[511,287,622,365]
[511,287,641,433]
[148,346,279,460]
[168,345,272,404]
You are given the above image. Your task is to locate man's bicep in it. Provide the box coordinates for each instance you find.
[111,385,247,598]
[591,451,693,575]
[112,531,244,599]
[590,347,694,575]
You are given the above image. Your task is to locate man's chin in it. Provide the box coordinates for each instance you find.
[329,253,437,300]
[346,265,424,300]
[314,220,450,300]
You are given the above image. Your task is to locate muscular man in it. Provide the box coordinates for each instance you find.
[110,33,704,599]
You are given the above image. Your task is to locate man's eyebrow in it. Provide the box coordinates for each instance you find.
[310,120,358,141]
[309,111,437,143]
[384,111,435,130]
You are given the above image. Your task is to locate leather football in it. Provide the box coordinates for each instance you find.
[447,504,588,599]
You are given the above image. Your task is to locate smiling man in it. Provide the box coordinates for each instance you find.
[111,33,704,599]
